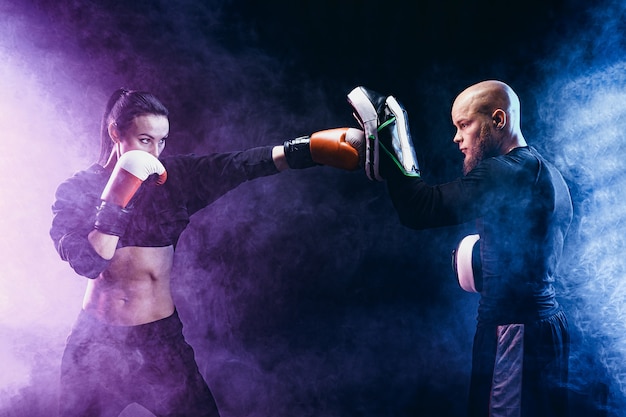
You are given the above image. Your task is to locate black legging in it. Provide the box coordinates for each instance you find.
[58,310,219,417]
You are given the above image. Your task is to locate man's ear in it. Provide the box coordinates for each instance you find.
[492,109,507,130]
[107,122,120,143]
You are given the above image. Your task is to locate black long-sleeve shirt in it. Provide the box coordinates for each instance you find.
[50,146,279,279]
[386,146,573,325]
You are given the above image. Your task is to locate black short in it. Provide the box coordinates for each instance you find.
[468,309,569,417]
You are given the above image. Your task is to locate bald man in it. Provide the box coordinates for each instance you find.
[375,81,573,417]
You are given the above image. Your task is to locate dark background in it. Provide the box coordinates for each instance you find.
[0,0,624,416]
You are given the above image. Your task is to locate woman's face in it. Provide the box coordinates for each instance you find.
[116,114,170,158]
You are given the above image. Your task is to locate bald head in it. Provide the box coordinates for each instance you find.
[453,80,522,136]
[451,80,527,173]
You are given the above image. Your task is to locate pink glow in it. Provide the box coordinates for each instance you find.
[0,42,100,401]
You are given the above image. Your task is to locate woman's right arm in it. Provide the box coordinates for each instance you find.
[50,173,113,279]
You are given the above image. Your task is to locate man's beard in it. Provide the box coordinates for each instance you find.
[463,124,500,175]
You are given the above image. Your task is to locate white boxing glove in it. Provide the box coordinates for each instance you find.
[101,150,167,208]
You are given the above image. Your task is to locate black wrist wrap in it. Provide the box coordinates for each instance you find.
[94,201,133,237]
[283,135,317,169]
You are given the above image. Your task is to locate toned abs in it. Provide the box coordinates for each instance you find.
[83,245,175,325]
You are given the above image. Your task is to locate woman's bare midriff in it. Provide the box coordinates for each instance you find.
[82,245,176,326]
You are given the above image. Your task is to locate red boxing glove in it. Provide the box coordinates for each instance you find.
[101,150,167,208]
[309,128,362,170]
[283,128,364,170]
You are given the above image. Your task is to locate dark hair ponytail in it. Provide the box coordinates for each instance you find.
[98,88,169,165]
